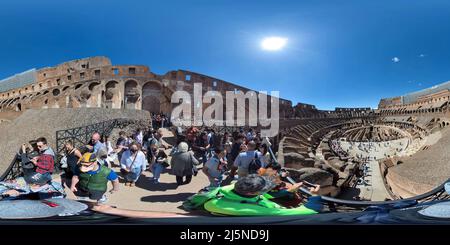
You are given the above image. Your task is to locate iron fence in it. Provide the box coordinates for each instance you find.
[0,154,21,181]
[55,118,139,159]
[1,118,142,181]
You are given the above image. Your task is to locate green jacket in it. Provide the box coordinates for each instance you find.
[78,164,111,192]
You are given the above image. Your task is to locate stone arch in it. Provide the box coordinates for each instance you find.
[84,82,100,107]
[75,84,83,90]
[7,98,19,107]
[124,80,139,109]
[104,80,120,109]
[88,81,101,91]
[142,81,162,114]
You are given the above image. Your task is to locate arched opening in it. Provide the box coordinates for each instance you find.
[105,81,120,109]
[88,81,101,91]
[16,103,22,112]
[62,86,70,92]
[75,84,83,90]
[52,89,60,96]
[124,80,139,109]
[142,82,162,114]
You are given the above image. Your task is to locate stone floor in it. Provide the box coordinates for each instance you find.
[337,139,409,201]
[62,128,210,213]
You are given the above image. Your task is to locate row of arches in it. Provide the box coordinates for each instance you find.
[0,79,170,115]
[379,106,448,116]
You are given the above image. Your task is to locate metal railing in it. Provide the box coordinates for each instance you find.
[0,153,22,181]
[1,118,144,181]
[55,118,141,160]
[297,178,450,212]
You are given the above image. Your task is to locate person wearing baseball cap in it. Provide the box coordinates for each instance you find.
[70,152,119,203]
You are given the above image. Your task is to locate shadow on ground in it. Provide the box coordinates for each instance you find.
[141,192,197,203]
[135,176,179,191]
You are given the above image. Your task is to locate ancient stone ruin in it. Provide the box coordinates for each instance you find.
[2,56,450,201]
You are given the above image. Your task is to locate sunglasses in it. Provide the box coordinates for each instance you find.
[80,161,95,165]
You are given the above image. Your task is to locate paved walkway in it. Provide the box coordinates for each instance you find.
[358,160,391,201]
[63,128,210,213]
[337,140,402,201]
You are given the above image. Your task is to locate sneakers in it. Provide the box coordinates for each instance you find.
[98,195,108,204]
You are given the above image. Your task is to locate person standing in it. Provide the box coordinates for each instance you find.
[259,144,272,166]
[231,141,266,178]
[149,145,168,183]
[170,142,198,185]
[230,135,244,163]
[71,153,119,203]
[203,147,227,188]
[192,132,210,164]
[87,132,106,155]
[115,131,129,162]
[61,140,82,187]
[135,129,144,145]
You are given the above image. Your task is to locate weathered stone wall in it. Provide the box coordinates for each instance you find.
[0,56,295,121]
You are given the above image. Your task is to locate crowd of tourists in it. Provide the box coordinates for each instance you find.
[151,113,170,130]
[1,123,324,217]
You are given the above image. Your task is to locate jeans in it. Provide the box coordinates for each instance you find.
[201,152,208,164]
[176,175,192,185]
[152,163,165,180]
[208,176,222,187]
[26,172,52,185]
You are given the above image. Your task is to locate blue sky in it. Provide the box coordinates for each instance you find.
[1,0,450,110]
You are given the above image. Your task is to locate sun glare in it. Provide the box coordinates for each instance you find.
[261,37,288,51]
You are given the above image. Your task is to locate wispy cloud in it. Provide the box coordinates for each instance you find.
[391,57,400,63]
[419,54,426,58]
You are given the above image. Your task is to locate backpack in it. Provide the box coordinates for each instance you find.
[248,152,262,174]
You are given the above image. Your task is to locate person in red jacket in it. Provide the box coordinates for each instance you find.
[29,137,55,185]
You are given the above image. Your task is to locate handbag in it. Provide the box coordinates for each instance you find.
[159,158,170,168]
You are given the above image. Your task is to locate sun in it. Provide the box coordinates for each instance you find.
[261,37,288,51]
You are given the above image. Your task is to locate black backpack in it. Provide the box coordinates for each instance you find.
[248,152,262,174]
